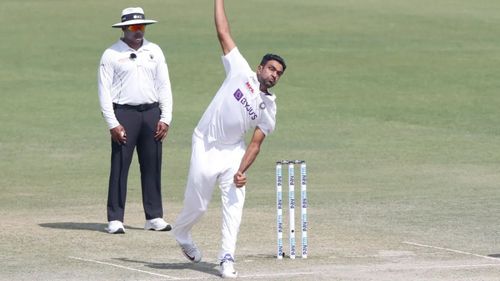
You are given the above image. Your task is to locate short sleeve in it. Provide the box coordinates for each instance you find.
[221,47,252,77]
[257,97,277,136]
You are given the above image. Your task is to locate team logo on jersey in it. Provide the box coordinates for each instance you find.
[233,89,258,120]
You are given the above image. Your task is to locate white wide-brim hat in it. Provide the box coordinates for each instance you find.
[112,7,157,28]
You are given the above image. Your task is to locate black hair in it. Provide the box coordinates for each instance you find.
[260,53,286,73]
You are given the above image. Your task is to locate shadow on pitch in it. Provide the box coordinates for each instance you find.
[39,222,143,233]
[115,257,220,277]
[487,254,500,258]
[39,222,107,232]
[239,253,277,259]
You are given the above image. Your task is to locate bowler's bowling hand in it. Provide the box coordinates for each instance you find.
[233,171,247,188]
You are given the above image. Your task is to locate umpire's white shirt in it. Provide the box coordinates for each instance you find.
[98,39,173,129]
[195,47,277,144]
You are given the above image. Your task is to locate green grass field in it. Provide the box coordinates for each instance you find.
[2,0,500,280]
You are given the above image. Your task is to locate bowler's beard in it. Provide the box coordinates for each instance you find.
[258,76,275,90]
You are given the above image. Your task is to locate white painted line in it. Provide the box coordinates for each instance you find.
[402,241,500,262]
[239,271,316,279]
[68,256,182,280]
[70,256,318,280]
[405,263,500,270]
[360,262,500,272]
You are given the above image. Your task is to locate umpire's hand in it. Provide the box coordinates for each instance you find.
[110,125,127,144]
[155,121,169,141]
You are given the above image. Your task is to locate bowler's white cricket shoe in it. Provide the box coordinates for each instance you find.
[144,218,172,231]
[179,243,202,263]
[219,254,238,278]
[106,220,125,234]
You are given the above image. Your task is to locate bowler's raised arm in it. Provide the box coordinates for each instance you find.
[214,0,236,55]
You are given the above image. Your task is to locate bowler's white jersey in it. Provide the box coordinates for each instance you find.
[195,47,277,144]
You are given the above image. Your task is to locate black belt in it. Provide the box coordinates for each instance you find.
[113,102,159,112]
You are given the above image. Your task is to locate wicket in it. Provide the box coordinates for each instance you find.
[276,160,308,259]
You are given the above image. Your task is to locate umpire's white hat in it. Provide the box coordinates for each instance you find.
[112,7,157,28]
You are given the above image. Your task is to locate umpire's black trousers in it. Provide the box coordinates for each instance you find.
[107,103,164,222]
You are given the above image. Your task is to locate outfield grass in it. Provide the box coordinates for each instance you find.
[1,0,500,280]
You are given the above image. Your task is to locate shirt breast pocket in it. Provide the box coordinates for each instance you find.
[141,57,158,79]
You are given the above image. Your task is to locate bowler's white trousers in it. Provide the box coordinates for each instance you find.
[173,132,246,261]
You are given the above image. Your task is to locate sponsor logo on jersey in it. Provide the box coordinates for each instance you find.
[233,89,258,120]
[245,81,255,94]
[233,89,244,101]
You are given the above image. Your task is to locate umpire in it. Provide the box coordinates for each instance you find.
[98,7,173,234]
